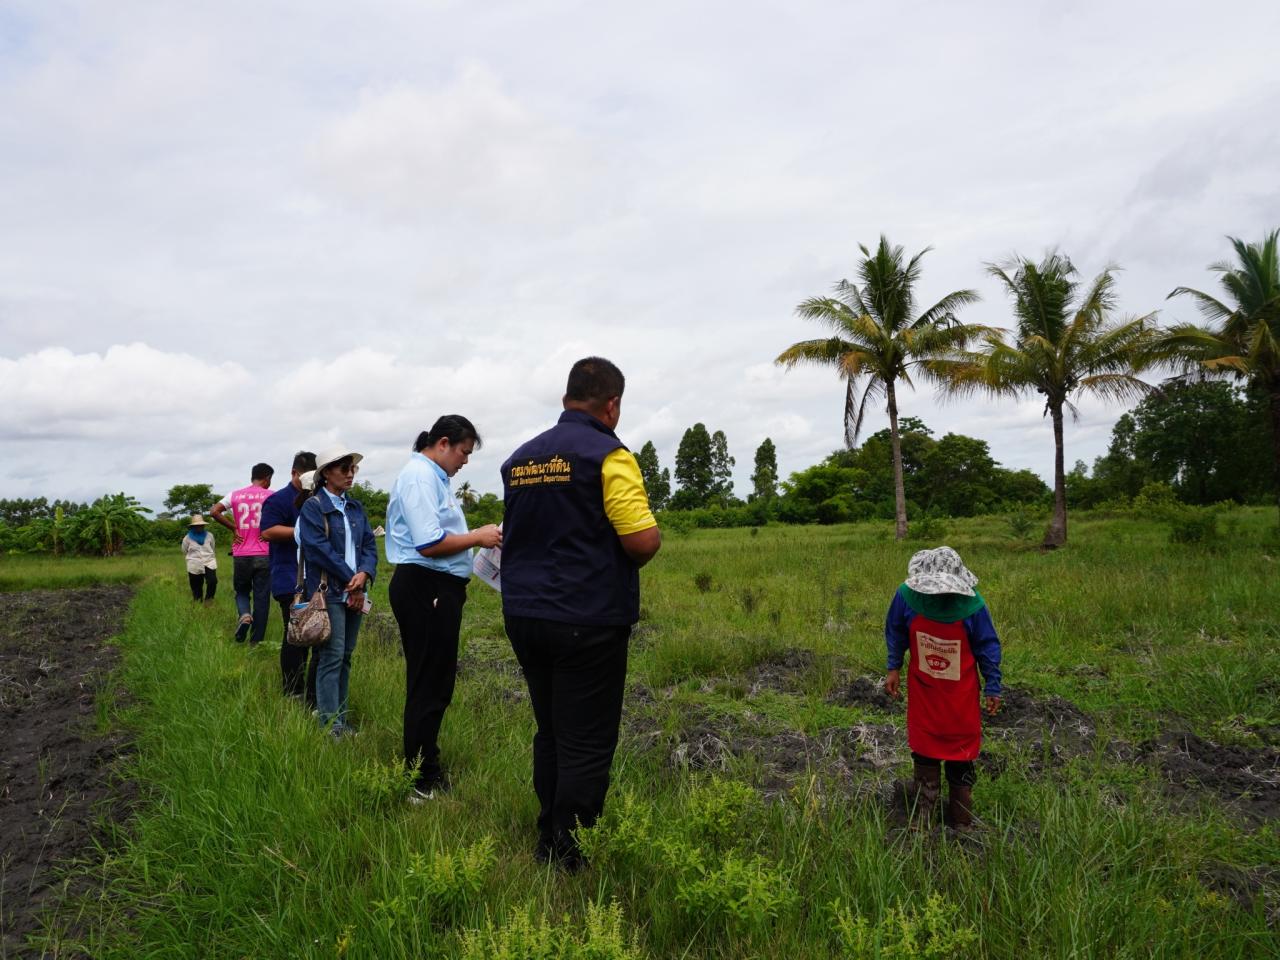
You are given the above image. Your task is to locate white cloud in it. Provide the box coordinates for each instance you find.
[309,64,599,226]
[2,1,1279,508]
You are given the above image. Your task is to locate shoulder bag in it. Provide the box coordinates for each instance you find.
[287,511,332,647]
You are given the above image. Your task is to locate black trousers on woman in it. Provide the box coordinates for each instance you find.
[188,568,217,601]
[389,564,468,789]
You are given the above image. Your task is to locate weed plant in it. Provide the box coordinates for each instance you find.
[22,510,1280,957]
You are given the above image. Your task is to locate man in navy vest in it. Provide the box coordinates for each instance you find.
[501,357,662,870]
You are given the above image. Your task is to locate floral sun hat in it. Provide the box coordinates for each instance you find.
[905,546,978,597]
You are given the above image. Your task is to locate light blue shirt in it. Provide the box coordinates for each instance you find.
[322,487,357,573]
[385,452,473,579]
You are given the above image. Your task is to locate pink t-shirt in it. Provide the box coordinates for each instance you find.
[226,484,272,557]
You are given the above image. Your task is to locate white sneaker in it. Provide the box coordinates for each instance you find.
[407,786,436,805]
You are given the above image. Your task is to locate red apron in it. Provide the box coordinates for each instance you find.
[906,614,981,760]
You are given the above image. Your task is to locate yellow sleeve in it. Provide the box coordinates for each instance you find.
[601,448,658,536]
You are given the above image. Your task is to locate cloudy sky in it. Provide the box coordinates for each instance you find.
[2,1,1278,508]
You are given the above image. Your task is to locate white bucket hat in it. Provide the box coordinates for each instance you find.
[299,470,317,491]
[905,546,978,596]
[313,446,363,488]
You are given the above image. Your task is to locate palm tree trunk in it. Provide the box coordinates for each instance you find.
[1045,402,1067,548]
[886,380,908,540]
[1269,380,1280,525]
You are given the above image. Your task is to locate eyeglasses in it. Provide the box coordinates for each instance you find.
[332,462,359,475]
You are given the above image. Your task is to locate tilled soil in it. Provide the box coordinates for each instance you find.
[626,675,1280,830]
[0,585,133,956]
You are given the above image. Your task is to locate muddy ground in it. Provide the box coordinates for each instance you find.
[624,648,1280,829]
[0,586,133,957]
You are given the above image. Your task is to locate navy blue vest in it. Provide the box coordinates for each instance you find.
[500,410,640,626]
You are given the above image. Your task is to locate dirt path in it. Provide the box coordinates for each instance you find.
[0,585,133,956]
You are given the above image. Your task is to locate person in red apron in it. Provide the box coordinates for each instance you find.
[884,546,1002,829]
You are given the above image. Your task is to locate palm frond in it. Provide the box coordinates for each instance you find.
[775,337,855,368]
[914,289,982,329]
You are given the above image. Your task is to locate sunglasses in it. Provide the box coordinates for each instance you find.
[330,461,359,475]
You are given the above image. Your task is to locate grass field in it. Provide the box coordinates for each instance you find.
[15,509,1280,958]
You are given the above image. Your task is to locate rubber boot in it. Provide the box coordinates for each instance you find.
[948,783,974,830]
[910,762,941,827]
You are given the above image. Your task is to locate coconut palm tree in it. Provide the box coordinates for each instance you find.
[455,481,479,510]
[1161,230,1280,519]
[776,236,983,539]
[935,253,1158,548]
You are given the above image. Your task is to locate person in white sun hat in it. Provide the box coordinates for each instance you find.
[884,545,1002,831]
[180,514,217,604]
[296,446,379,738]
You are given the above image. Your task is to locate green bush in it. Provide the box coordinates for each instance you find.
[459,900,642,960]
[1163,506,1220,545]
[828,893,978,959]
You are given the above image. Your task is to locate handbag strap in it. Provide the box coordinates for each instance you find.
[295,504,331,597]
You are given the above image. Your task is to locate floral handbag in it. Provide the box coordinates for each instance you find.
[287,515,331,647]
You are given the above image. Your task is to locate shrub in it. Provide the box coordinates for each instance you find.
[908,515,947,541]
[1164,505,1220,545]
[459,899,642,960]
[404,836,497,921]
[673,850,796,931]
[828,893,978,959]
[1004,506,1042,541]
[577,790,654,867]
[351,758,417,811]
[1132,482,1177,514]
[684,777,758,846]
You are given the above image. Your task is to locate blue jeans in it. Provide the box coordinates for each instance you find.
[316,603,362,728]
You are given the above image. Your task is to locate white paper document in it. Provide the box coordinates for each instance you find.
[473,543,501,593]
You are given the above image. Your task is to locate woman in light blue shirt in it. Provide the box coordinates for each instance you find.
[386,415,501,799]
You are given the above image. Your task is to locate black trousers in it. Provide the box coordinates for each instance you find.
[389,565,468,787]
[505,615,630,855]
[232,555,272,644]
[275,594,318,705]
[187,568,217,601]
[911,751,978,786]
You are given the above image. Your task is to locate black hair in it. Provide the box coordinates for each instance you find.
[251,462,274,481]
[414,415,481,452]
[564,357,625,406]
[293,455,355,509]
[292,450,317,473]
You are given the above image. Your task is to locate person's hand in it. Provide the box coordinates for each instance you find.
[346,571,370,593]
[345,589,365,612]
[885,669,901,699]
[984,695,1001,716]
[233,532,245,547]
[473,525,502,549]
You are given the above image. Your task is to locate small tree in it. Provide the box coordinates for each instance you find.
[751,438,779,502]
[636,441,671,511]
[69,493,152,556]
[350,481,390,529]
[163,483,216,519]
[709,430,735,505]
[673,423,714,508]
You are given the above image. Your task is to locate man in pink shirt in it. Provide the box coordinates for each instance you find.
[211,462,274,645]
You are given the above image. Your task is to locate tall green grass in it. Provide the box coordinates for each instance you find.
[28,510,1280,958]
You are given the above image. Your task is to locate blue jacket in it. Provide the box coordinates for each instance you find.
[500,409,639,626]
[298,492,378,602]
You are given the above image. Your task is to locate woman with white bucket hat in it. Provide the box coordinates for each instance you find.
[296,446,379,737]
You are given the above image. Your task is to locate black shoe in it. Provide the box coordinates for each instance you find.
[234,614,252,642]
